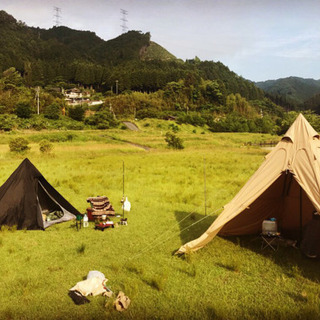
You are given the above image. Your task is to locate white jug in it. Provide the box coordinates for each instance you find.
[83,213,89,227]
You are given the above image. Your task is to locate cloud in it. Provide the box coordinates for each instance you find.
[233,31,320,61]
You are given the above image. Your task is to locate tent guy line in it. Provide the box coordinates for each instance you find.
[126,206,223,263]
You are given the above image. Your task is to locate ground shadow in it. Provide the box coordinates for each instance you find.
[174,210,216,245]
[222,235,320,283]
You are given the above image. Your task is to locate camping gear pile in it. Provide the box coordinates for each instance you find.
[85,196,131,230]
[86,196,115,220]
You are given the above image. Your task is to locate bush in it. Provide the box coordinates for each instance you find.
[15,101,33,119]
[177,113,206,127]
[168,123,179,132]
[165,132,184,149]
[39,140,53,153]
[84,110,119,129]
[68,105,85,121]
[9,137,30,153]
[0,114,18,131]
[64,121,85,130]
[44,103,61,120]
[136,108,160,119]
[30,117,48,131]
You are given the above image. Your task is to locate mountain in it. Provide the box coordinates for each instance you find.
[256,77,320,108]
[0,10,264,101]
[0,10,175,70]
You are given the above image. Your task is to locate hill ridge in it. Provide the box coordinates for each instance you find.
[256,76,320,108]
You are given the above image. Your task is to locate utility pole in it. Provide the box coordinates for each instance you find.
[35,86,40,115]
[115,80,119,95]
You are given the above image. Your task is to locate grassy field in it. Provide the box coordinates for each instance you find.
[0,121,319,319]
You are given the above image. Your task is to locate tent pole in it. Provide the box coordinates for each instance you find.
[300,186,303,243]
[203,158,207,216]
[123,160,125,219]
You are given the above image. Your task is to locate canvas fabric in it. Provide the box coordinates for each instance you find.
[177,114,320,253]
[70,277,109,297]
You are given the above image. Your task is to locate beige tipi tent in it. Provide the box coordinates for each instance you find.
[177,114,320,254]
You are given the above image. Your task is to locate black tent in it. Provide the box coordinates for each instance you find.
[0,158,78,230]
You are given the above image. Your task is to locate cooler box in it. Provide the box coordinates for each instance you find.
[262,220,277,235]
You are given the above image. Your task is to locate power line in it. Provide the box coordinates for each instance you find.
[120,9,128,34]
[53,6,62,27]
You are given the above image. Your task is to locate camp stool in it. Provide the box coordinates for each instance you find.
[261,233,280,251]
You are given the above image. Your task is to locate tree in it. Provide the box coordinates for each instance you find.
[15,100,32,118]
[69,105,85,121]
[44,102,61,120]
[2,67,23,89]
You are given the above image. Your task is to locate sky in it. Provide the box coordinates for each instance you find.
[1,0,320,82]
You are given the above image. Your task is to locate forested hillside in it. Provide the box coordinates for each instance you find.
[2,9,316,135]
[256,77,320,110]
[0,10,262,98]
[303,93,320,113]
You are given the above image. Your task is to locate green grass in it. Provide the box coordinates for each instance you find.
[0,121,318,319]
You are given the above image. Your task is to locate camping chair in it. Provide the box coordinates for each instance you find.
[86,196,115,220]
[261,234,280,251]
[261,219,280,251]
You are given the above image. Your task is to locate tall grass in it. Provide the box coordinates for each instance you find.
[0,122,318,319]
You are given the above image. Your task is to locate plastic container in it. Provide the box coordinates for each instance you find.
[123,197,131,212]
[83,213,89,227]
[262,219,277,235]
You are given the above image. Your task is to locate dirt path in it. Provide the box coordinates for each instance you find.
[126,142,150,151]
[104,133,150,151]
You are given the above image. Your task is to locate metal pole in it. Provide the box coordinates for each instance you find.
[204,158,207,216]
[122,160,125,218]
[36,86,40,115]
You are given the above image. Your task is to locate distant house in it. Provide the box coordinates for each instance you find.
[63,88,103,107]
[63,88,90,106]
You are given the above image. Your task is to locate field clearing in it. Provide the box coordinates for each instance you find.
[0,122,319,319]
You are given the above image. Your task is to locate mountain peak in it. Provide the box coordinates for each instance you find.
[0,10,17,25]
